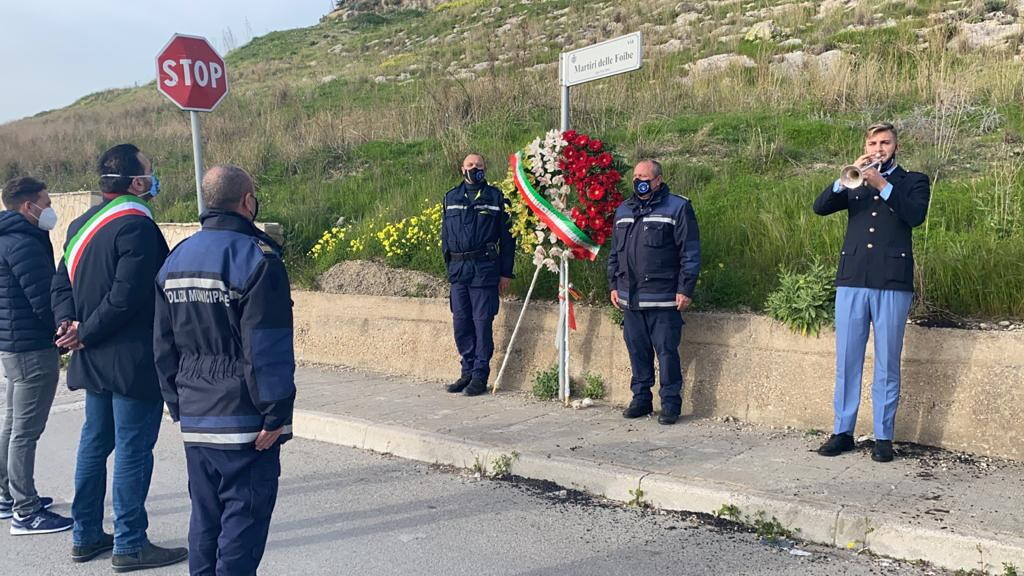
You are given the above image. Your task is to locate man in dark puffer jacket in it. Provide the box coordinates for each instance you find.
[0,177,72,534]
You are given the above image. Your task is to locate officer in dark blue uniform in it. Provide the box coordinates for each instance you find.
[813,122,930,463]
[154,165,295,575]
[442,153,515,397]
[608,160,701,425]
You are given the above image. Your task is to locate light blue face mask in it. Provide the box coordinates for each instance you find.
[100,174,160,198]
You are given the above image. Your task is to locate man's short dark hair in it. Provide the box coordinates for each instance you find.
[202,165,253,211]
[97,144,144,193]
[2,177,46,210]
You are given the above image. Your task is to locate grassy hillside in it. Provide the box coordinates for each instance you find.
[1,0,1022,319]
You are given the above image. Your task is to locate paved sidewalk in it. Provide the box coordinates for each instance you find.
[293,365,1024,573]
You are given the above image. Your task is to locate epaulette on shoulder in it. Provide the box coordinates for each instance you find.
[253,237,276,256]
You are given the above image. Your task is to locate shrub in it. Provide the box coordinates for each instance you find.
[531,365,559,400]
[764,259,836,337]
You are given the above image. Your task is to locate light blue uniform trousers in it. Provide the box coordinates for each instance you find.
[833,287,914,441]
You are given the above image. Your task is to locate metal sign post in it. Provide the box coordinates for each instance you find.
[156,34,230,217]
[494,33,643,400]
[190,111,206,215]
[557,32,643,404]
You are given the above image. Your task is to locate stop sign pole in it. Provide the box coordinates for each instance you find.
[156,34,229,216]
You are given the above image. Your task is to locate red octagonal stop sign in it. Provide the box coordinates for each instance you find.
[156,34,229,112]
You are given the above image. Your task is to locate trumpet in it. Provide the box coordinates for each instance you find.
[838,156,882,189]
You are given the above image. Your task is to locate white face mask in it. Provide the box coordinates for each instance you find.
[30,203,58,231]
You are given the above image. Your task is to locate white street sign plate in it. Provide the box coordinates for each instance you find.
[560,32,643,87]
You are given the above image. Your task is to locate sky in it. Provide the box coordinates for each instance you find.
[0,0,334,124]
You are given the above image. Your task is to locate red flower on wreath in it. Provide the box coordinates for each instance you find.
[556,130,624,249]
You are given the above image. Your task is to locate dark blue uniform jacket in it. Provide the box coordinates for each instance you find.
[813,166,930,293]
[607,185,701,310]
[441,182,515,287]
[154,211,295,450]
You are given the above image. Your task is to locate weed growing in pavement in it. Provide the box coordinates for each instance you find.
[715,504,798,541]
[1004,563,1020,576]
[715,504,743,522]
[490,452,518,479]
[627,488,649,508]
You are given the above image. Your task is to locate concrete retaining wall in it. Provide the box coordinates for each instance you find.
[49,191,282,265]
[293,291,1024,461]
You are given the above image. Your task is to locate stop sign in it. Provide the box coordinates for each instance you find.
[156,34,229,112]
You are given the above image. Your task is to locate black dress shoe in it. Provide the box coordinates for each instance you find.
[446,375,471,393]
[462,379,488,397]
[817,433,855,456]
[71,532,114,563]
[622,401,653,419]
[111,543,188,573]
[872,440,894,462]
[658,411,680,425]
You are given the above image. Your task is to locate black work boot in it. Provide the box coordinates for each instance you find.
[658,408,680,425]
[446,374,472,393]
[872,440,894,463]
[111,542,188,573]
[462,378,488,397]
[71,532,114,563]
[622,400,653,419]
[817,433,855,457]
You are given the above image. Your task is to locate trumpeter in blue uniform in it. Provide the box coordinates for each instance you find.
[813,122,931,463]
[608,159,701,425]
[442,153,515,397]
[154,165,295,575]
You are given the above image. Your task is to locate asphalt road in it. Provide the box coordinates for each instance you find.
[0,409,949,575]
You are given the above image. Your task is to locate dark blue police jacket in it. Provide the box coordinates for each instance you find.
[813,166,930,293]
[154,211,295,450]
[607,185,701,310]
[441,182,515,287]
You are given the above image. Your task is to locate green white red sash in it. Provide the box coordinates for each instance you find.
[509,152,600,260]
[64,195,153,285]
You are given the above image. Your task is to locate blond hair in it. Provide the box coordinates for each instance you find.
[865,122,897,143]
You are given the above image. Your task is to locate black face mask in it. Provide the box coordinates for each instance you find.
[633,179,653,196]
[465,168,486,185]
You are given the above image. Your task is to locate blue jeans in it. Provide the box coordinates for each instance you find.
[72,390,163,555]
[833,287,914,440]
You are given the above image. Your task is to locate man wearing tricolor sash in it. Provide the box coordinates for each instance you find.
[608,160,701,425]
[51,144,187,571]
[442,154,516,397]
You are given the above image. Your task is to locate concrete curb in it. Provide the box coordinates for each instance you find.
[292,408,1024,572]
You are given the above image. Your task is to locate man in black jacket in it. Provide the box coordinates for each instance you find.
[812,123,931,463]
[52,144,187,570]
[0,177,71,535]
[155,165,294,576]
